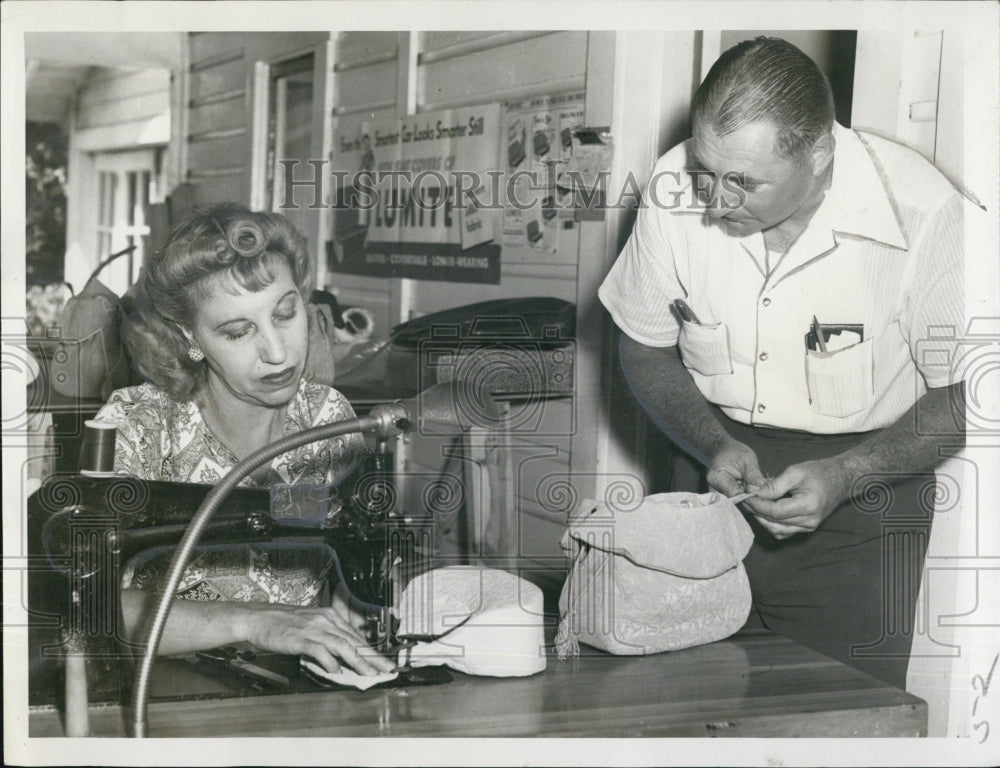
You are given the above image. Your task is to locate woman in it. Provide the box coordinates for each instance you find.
[95,203,394,677]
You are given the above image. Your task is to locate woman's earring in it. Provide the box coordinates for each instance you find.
[188,346,205,362]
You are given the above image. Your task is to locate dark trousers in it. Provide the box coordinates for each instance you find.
[670,415,934,689]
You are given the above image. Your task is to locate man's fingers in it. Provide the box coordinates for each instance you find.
[751,497,821,535]
[742,463,768,490]
[752,515,810,539]
[742,495,779,518]
[754,468,800,501]
[707,469,744,498]
[752,496,813,524]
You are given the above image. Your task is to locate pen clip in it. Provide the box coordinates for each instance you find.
[673,299,701,325]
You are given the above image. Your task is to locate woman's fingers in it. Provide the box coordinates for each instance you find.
[319,605,368,639]
[304,642,343,675]
[331,582,368,630]
[309,630,394,676]
[313,610,396,674]
[252,605,394,675]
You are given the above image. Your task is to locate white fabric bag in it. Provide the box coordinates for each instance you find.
[555,491,754,657]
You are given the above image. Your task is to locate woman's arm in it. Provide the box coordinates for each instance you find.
[121,589,396,675]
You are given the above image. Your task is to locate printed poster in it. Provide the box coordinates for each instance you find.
[328,104,502,283]
[502,92,584,255]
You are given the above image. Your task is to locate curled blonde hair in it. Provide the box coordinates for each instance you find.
[124,203,313,400]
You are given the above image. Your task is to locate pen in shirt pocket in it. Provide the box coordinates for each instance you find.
[812,315,828,352]
[673,299,701,325]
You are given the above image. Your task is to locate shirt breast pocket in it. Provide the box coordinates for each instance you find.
[678,320,734,376]
[805,337,875,418]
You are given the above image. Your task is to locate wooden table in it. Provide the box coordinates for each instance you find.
[28,627,926,738]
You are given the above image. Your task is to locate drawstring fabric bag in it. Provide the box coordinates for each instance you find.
[50,246,136,400]
[555,491,754,658]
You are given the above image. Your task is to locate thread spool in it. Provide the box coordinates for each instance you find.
[78,420,117,477]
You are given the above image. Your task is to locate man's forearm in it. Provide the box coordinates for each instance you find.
[618,334,734,466]
[838,382,966,493]
[750,381,967,536]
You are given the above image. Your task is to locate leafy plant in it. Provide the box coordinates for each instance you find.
[26,121,68,286]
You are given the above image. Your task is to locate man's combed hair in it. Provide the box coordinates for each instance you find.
[693,37,835,160]
[124,203,313,401]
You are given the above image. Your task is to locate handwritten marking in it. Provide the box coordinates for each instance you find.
[971,651,998,744]
[972,652,998,697]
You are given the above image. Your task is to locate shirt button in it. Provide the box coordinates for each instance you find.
[762,298,772,307]
[759,352,768,361]
[758,404,766,413]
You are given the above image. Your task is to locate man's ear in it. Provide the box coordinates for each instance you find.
[810,132,836,178]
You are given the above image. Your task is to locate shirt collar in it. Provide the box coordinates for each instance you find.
[818,122,908,250]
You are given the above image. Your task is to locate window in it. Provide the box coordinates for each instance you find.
[267,54,315,238]
[93,148,164,294]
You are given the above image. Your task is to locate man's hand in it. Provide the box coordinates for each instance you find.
[749,458,852,539]
[707,440,768,498]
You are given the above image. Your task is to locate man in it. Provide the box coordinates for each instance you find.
[598,37,970,688]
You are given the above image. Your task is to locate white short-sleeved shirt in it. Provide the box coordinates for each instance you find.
[599,122,968,433]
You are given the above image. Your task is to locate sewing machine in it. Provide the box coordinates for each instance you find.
[26,448,439,707]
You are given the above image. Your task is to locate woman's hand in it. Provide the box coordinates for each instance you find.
[247,603,396,676]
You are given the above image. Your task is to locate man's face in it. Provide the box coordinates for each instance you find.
[691,119,822,238]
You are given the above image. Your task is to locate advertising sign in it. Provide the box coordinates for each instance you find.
[328,104,502,284]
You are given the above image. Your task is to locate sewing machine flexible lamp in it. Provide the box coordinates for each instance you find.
[131,381,489,737]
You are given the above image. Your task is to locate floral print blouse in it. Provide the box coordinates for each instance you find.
[95,379,364,488]
[95,379,365,605]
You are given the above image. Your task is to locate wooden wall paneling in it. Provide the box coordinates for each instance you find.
[325,31,401,336]
[417,31,587,112]
[188,32,245,64]
[421,31,506,52]
[75,68,171,131]
[187,99,248,136]
[187,56,245,103]
[184,33,248,206]
[335,31,399,68]
[332,61,399,113]
[186,131,247,172]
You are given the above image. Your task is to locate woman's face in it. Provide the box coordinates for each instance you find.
[188,257,308,409]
